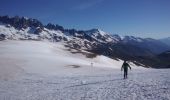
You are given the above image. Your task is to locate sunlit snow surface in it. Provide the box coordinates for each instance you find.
[0,40,170,100]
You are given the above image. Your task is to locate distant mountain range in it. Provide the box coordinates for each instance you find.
[0,15,170,68]
[159,37,170,47]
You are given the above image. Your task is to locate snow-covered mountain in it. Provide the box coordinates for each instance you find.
[0,16,121,49]
[0,15,170,68]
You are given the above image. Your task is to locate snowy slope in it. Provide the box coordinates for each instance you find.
[0,40,132,78]
[0,40,144,81]
[0,40,143,81]
[0,40,169,100]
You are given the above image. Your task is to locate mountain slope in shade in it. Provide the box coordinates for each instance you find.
[122,36,170,54]
[156,51,170,68]
[159,37,170,47]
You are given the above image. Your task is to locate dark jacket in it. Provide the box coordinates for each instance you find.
[121,62,131,71]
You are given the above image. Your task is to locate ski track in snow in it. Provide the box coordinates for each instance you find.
[0,69,170,100]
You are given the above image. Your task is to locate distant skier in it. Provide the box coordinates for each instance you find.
[121,60,131,79]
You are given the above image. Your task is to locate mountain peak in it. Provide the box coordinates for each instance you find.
[86,28,109,36]
[87,28,101,33]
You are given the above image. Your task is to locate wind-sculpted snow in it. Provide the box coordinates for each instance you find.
[0,41,170,100]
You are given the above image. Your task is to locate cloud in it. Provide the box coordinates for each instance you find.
[72,0,104,10]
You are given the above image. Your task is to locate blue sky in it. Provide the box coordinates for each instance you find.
[0,0,170,39]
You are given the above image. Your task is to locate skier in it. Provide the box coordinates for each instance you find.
[121,60,131,79]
